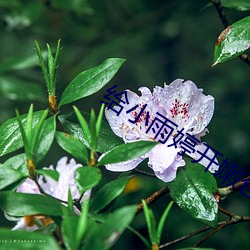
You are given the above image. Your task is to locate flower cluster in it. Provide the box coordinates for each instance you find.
[103,79,218,182]
[11,157,89,231]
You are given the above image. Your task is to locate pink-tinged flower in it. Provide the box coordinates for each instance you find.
[103,79,218,182]
[11,157,90,231]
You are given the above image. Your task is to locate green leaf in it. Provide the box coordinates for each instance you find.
[36,116,56,162]
[0,192,65,216]
[59,58,125,106]
[91,176,132,213]
[75,167,102,194]
[90,108,97,150]
[142,200,157,245]
[56,131,89,165]
[62,215,80,250]
[221,0,250,11]
[36,169,59,181]
[4,153,28,175]
[0,228,60,250]
[0,111,44,157]
[73,106,91,147]
[157,200,174,244]
[168,160,218,227]
[96,104,105,140]
[83,205,136,250]
[59,112,123,153]
[97,141,158,166]
[213,16,250,65]
[0,164,27,190]
[0,76,46,102]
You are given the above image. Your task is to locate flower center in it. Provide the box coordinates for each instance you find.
[170,99,190,122]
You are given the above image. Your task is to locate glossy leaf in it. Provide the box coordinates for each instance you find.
[59,58,125,106]
[0,76,46,102]
[168,161,218,227]
[83,205,137,250]
[0,228,60,250]
[213,16,250,65]
[75,167,102,194]
[221,0,250,11]
[56,131,89,165]
[98,141,158,166]
[36,116,56,162]
[0,164,27,190]
[0,111,44,157]
[59,112,123,153]
[91,176,132,213]
[0,192,65,216]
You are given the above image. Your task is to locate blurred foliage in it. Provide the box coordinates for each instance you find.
[0,0,249,249]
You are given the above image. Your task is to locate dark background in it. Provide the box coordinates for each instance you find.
[0,0,249,249]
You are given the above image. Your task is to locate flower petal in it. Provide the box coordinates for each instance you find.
[16,178,40,194]
[154,79,214,134]
[148,143,185,182]
[105,156,146,172]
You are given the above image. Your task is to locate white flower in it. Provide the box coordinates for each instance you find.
[12,157,90,231]
[103,79,218,182]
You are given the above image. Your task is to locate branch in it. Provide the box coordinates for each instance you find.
[211,0,250,66]
[136,186,169,215]
[159,215,250,249]
[134,169,156,178]
[218,175,250,198]
[193,216,250,247]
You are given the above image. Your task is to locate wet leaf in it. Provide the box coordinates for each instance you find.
[213,16,250,65]
[168,160,218,227]
[0,111,44,157]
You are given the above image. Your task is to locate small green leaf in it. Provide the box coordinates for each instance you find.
[0,111,44,157]
[0,164,27,190]
[91,176,132,213]
[0,192,65,216]
[36,169,59,181]
[75,167,102,194]
[168,160,218,227]
[36,116,56,162]
[56,131,89,165]
[97,141,158,166]
[0,76,46,102]
[213,16,250,65]
[221,0,250,11]
[73,106,91,146]
[59,112,123,153]
[142,200,157,244]
[157,200,174,244]
[83,205,137,250]
[90,109,97,150]
[0,228,60,250]
[96,104,105,140]
[59,58,125,106]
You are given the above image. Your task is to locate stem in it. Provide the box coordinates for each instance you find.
[136,186,169,215]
